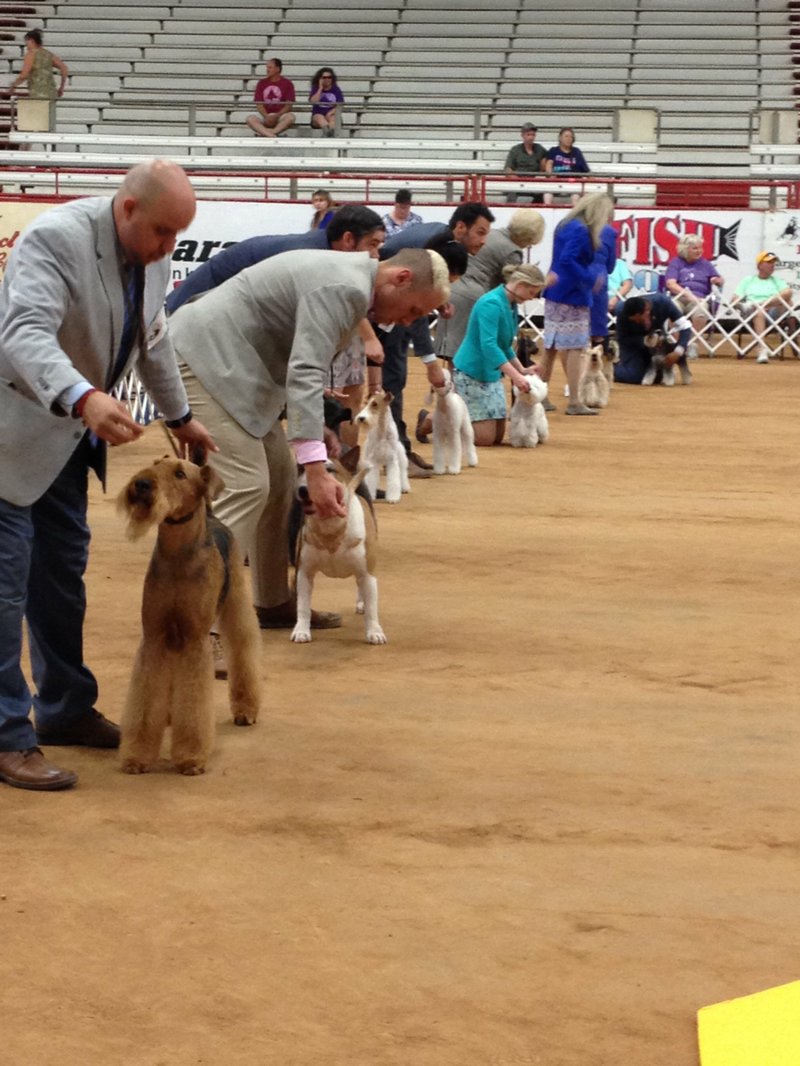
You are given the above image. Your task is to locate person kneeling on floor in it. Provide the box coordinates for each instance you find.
[613,293,693,386]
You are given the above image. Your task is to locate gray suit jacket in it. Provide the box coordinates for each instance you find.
[0,196,188,506]
[435,228,523,360]
[169,249,377,443]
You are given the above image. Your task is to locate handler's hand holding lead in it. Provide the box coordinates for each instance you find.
[305,463,346,518]
[171,418,219,457]
[82,392,144,445]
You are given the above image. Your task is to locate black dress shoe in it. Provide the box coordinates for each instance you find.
[0,748,78,791]
[36,709,121,749]
[255,601,342,630]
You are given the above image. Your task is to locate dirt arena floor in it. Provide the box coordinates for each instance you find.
[3,356,800,1066]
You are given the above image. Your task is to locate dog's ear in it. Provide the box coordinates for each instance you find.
[200,463,225,501]
[190,443,207,468]
[339,445,361,475]
[382,391,394,406]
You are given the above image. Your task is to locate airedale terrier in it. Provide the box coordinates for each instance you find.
[118,454,261,775]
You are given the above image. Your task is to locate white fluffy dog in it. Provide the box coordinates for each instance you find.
[354,390,409,504]
[426,369,478,475]
[578,344,611,409]
[509,374,550,448]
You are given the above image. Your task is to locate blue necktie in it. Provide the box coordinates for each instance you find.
[108,265,142,390]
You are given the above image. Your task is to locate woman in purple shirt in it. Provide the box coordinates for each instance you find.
[309,67,344,137]
[664,233,723,356]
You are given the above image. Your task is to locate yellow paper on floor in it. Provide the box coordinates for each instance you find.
[698,979,800,1066]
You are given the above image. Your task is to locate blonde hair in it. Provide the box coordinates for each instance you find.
[386,247,450,303]
[502,263,545,288]
[677,233,704,259]
[507,208,545,248]
[561,191,614,249]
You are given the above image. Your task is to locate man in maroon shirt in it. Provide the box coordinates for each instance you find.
[246,57,296,138]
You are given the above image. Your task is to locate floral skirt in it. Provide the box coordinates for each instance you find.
[543,300,590,351]
[453,368,507,422]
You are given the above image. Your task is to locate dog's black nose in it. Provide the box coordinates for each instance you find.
[134,478,152,494]
[298,486,310,501]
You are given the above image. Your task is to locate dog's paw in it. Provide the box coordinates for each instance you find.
[291,627,312,643]
[446,467,461,475]
[121,758,150,775]
[233,711,257,726]
[366,627,388,645]
[175,761,206,776]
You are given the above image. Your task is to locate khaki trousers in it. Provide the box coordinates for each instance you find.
[179,363,295,609]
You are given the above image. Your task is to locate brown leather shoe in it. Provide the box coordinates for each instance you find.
[408,450,433,471]
[36,708,120,749]
[0,748,78,791]
[415,409,430,445]
[256,600,342,630]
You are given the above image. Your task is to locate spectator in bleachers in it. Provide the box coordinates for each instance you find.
[382,190,423,238]
[453,264,544,447]
[539,192,613,415]
[607,257,633,313]
[664,234,723,358]
[8,29,68,132]
[729,252,791,364]
[613,294,692,386]
[309,67,343,137]
[543,128,589,207]
[503,122,547,203]
[309,189,336,230]
[246,57,296,139]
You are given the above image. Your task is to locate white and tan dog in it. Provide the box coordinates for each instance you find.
[578,344,611,409]
[510,374,550,448]
[292,447,386,645]
[354,390,409,504]
[426,368,478,475]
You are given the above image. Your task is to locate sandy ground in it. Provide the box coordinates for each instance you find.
[3,356,800,1066]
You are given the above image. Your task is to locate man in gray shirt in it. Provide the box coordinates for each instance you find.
[504,122,547,203]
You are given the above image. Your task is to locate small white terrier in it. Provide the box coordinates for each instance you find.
[292,448,386,645]
[354,390,409,504]
[426,369,478,475]
[510,374,550,448]
[578,344,611,409]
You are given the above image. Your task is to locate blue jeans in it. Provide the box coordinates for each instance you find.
[379,316,434,453]
[0,440,97,751]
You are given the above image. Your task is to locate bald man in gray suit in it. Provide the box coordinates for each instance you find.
[0,160,215,792]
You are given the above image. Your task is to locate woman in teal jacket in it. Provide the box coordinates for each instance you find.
[453,264,544,446]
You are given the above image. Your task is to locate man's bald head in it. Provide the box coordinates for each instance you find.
[372,248,450,326]
[114,159,196,265]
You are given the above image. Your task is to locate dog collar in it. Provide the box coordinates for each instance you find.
[163,509,198,526]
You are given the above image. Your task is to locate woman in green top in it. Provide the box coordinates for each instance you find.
[453,264,545,447]
[9,30,68,130]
